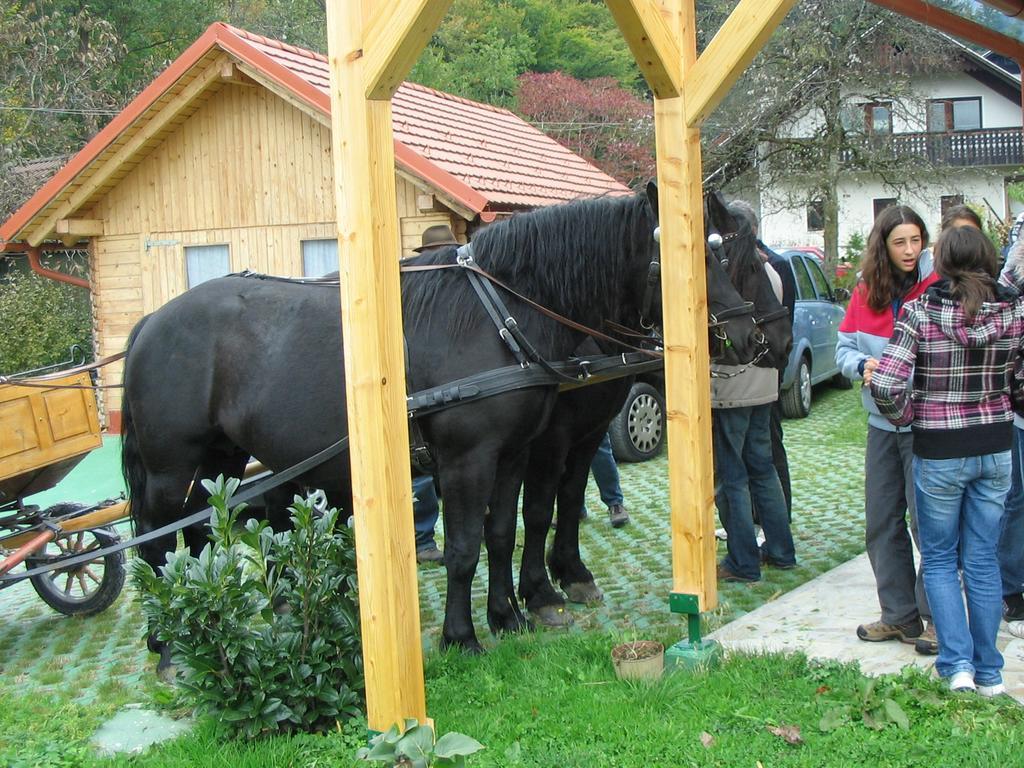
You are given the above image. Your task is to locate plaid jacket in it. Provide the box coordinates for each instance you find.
[870,281,1024,459]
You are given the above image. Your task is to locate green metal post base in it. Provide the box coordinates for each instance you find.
[664,638,722,672]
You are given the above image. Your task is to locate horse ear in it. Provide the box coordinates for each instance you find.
[645,180,659,220]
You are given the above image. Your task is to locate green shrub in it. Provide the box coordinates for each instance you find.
[133,477,364,737]
[0,258,93,376]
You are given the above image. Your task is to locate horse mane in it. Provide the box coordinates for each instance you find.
[722,215,762,295]
[402,192,655,341]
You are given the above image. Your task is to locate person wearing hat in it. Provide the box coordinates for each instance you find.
[411,223,462,563]
[413,224,461,253]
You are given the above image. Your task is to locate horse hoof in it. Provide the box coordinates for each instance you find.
[530,604,574,628]
[564,581,604,604]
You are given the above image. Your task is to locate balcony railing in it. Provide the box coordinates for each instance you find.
[840,127,1024,168]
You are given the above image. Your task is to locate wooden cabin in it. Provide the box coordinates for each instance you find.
[0,23,628,430]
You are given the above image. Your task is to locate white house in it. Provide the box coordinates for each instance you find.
[758,39,1023,250]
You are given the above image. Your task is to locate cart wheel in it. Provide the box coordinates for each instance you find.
[28,526,126,616]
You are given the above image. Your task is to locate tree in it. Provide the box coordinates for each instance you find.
[701,0,961,273]
[516,71,654,187]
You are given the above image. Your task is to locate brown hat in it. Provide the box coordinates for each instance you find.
[414,224,461,252]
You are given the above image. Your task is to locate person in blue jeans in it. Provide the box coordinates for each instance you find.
[872,225,1024,695]
[413,474,443,563]
[587,433,629,528]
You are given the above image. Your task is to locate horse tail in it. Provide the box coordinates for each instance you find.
[121,314,151,532]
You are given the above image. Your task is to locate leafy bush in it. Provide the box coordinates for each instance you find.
[133,477,363,737]
[358,718,484,768]
[0,258,93,376]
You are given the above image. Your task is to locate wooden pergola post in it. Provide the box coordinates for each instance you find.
[325,0,796,731]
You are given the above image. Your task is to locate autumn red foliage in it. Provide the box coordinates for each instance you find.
[515,71,655,188]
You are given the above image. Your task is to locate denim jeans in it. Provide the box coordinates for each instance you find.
[914,453,1011,685]
[412,474,440,549]
[998,427,1024,597]
[590,433,624,508]
[712,404,796,581]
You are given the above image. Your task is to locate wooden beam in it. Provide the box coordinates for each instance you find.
[55,219,104,237]
[27,58,226,246]
[363,0,454,99]
[326,0,428,733]
[869,0,1024,62]
[605,0,683,98]
[655,0,717,610]
[684,0,797,127]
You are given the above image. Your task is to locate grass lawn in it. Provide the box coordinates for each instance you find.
[5,632,1022,767]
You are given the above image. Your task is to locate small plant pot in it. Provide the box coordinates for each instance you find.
[611,640,664,681]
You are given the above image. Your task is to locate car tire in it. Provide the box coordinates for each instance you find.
[831,372,853,390]
[609,382,665,463]
[780,356,812,419]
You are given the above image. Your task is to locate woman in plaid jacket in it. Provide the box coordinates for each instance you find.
[871,225,1024,696]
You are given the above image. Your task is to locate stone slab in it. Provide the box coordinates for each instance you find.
[91,707,191,755]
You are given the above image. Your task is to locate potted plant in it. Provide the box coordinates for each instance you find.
[610,639,664,681]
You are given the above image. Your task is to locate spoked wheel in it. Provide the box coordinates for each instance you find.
[27,526,125,616]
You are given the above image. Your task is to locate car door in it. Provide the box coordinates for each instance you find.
[789,255,832,381]
[803,256,845,379]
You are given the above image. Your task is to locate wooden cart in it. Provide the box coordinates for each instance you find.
[0,369,127,615]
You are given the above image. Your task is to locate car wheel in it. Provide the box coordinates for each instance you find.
[781,356,812,419]
[831,372,853,390]
[608,382,665,463]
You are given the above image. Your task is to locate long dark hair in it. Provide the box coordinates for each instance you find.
[933,226,999,321]
[861,205,930,312]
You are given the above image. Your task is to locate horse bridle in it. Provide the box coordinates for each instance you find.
[639,226,662,331]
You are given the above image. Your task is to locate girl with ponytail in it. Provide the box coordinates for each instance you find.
[871,225,1024,696]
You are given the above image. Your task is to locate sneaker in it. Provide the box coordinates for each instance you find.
[714,527,728,541]
[977,681,1006,698]
[717,563,759,583]
[415,543,444,564]
[759,548,797,570]
[608,504,629,528]
[914,623,939,656]
[1003,593,1024,622]
[949,671,976,693]
[856,618,924,644]
[1009,620,1024,640]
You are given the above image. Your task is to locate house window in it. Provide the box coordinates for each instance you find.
[865,102,892,135]
[185,244,230,288]
[940,195,965,217]
[302,239,338,278]
[806,200,825,232]
[927,98,981,132]
[873,197,898,220]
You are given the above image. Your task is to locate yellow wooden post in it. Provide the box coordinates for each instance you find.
[324,0,450,732]
[652,0,718,618]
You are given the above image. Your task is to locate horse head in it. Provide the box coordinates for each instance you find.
[705,191,792,369]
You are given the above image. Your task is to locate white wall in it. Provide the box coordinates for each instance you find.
[759,168,1010,252]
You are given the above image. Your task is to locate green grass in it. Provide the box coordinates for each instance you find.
[5,632,1022,768]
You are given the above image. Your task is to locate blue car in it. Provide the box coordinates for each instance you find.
[772,250,851,418]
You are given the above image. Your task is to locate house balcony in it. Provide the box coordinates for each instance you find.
[840,127,1024,168]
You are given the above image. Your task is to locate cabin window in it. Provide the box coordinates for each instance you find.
[302,239,339,278]
[185,244,230,288]
[927,98,981,132]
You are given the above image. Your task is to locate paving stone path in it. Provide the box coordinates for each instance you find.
[0,385,868,704]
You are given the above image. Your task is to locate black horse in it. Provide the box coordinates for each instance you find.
[517,195,763,626]
[705,192,792,369]
[122,182,758,665]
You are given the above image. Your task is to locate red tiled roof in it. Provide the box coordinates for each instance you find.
[1,23,628,244]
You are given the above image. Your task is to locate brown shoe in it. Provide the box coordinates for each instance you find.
[608,504,629,528]
[416,543,444,564]
[717,563,758,583]
[856,618,923,644]
[914,623,938,656]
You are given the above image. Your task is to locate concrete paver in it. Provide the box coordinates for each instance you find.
[710,552,1024,703]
